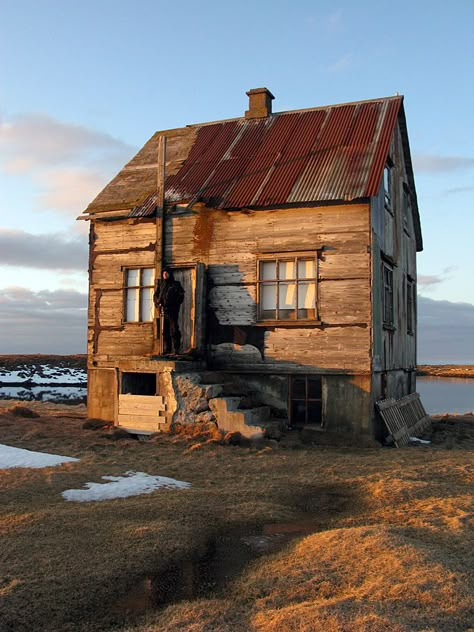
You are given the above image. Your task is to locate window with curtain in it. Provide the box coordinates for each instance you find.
[124,268,155,322]
[257,254,318,321]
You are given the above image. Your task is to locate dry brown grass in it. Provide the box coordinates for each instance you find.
[0,400,473,632]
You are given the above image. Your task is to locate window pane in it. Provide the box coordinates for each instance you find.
[126,269,140,287]
[298,282,315,309]
[260,261,276,280]
[261,283,276,319]
[308,375,322,399]
[279,282,296,309]
[142,268,154,287]
[291,400,306,425]
[125,288,139,321]
[291,376,306,399]
[308,400,322,425]
[297,259,315,279]
[279,260,295,280]
[140,287,154,321]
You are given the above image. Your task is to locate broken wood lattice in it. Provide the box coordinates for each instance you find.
[376,392,430,447]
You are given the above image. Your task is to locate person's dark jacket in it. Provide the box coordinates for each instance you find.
[153,269,184,316]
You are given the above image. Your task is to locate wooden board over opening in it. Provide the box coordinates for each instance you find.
[117,394,167,433]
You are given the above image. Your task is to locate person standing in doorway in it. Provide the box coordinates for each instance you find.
[154,268,184,355]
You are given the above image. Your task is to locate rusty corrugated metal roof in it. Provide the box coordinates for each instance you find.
[164,96,403,209]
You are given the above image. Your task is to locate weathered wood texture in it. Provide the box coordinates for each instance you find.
[371,120,418,377]
[117,394,167,433]
[89,203,372,371]
[85,127,197,214]
[87,368,117,421]
[168,203,371,372]
[376,393,429,447]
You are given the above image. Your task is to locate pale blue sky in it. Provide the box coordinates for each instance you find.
[0,0,473,360]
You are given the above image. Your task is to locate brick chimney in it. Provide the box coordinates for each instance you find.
[245,87,275,119]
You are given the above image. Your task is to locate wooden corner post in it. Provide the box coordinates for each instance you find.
[153,136,167,355]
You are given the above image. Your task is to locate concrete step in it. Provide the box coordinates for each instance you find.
[209,396,267,439]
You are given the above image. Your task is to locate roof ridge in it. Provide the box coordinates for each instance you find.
[154,95,404,133]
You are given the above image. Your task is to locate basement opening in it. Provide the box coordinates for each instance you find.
[121,372,156,396]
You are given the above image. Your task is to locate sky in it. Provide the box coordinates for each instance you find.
[0,0,473,362]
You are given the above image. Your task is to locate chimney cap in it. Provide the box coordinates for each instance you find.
[245,87,275,119]
[246,87,275,99]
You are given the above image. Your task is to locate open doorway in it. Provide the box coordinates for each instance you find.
[121,372,156,395]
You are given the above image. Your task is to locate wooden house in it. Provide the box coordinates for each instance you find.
[79,88,422,442]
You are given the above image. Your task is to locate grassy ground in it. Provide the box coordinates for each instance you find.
[0,401,473,632]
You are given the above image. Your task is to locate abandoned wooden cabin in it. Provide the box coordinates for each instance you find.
[79,88,423,442]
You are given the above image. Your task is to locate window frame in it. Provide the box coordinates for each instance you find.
[122,266,155,324]
[406,276,415,335]
[382,262,394,328]
[256,251,320,324]
[383,162,393,213]
[402,183,411,233]
[288,374,323,427]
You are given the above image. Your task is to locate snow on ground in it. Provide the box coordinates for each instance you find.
[0,385,87,402]
[0,444,79,469]
[0,365,86,385]
[62,471,191,502]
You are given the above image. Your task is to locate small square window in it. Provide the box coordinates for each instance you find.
[289,375,323,427]
[257,254,318,322]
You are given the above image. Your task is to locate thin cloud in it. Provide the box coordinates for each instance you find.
[418,266,456,291]
[418,275,444,288]
[0,287,87,353]
[326,9,343,34]
[418,295,474,364]
[443,185,474,195]
[0,229,88,271]
[0,112,136,217]
[35,167,109,213]
[0,113,134,174]
[327,54,352,73]
[413,153,474,173]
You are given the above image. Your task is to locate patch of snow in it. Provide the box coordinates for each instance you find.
[0,365,86,385]
[409,436,431,445]
[0,444,79,469]
[0,385,86,402]
[62,471,191,502]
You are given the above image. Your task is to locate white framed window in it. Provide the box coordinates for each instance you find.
[383,263,394,327]
[124,268,155,322]
[257,253,318,322]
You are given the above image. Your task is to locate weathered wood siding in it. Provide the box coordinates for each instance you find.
[89,203,371,373]
[88,218,156,360]
[166,203,371,373]
[371,120,417,382]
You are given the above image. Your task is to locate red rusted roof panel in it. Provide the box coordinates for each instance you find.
[164,96,402,208]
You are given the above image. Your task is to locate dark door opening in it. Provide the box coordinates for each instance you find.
[121,372,156,395]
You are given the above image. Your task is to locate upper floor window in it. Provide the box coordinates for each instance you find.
[384,164,392,210]
[124,268,155,322]
[402,184,411,231]
[383,263,394,327]
[257,254,318,322]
